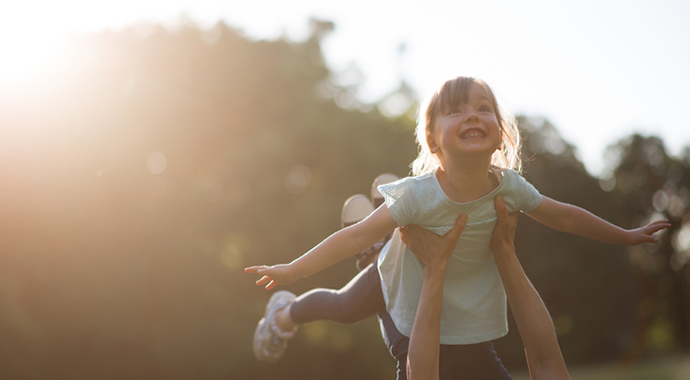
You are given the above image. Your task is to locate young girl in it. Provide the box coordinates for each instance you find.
[246,76,670,377]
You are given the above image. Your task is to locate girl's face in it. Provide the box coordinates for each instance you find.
[427,83,501,162]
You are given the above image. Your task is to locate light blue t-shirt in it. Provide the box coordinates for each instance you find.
[377,167,542,344]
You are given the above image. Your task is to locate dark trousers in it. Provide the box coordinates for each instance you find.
[289,264,512,380]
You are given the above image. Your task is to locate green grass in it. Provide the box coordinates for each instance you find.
[511,355,690,380]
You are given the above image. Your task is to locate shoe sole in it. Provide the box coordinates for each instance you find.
[341,194,374,228]
[371,173,399,208]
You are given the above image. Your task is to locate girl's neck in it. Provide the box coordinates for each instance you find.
[436,159,497,203]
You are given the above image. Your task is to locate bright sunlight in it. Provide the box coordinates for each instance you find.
[0,8,68,91]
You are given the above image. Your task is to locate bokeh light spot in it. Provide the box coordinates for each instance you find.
[652,190,669,212]
[554,315,573,337]
[221,244,243,271]
[147,151,167,174]
[598,176,616,192]
[303,320,328,345]
[327,325,354,352]
[673,223,690,255]
[285,165,312,194]
[648,319,674,352]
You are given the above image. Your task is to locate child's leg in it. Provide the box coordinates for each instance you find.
[289,262,385,324]
[256,262,384,363]
[254,189,386,363]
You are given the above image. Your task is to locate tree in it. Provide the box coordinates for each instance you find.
[0,19,416,380]
[605,134,690,355]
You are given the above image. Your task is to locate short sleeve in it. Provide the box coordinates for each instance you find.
[378,178,417,227]
[514,174,542,212]
[502,169,542,213]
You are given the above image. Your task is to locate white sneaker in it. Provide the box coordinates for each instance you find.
[341,194,375,228]
[253,290,297,363]
[371,173,399,208]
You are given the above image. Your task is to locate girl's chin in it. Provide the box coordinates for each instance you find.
[455,144,498,155]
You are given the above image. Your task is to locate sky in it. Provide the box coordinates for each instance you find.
[2,0,689,176]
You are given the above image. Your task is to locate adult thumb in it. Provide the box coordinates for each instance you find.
[449,214,468,239]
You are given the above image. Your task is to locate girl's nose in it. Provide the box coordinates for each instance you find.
[465,112,479,122]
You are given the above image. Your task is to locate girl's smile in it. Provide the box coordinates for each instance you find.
[459,128,487,139]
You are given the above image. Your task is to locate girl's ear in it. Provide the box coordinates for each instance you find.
[427,133,439,153]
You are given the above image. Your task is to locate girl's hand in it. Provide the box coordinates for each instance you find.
[244,264,297,290]
[626,219,672,246]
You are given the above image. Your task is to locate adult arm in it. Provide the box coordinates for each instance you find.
[399,214,467,380]
[492,196,571,380]
[400,196,573,380]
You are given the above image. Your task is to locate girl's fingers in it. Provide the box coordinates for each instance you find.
[245,266,265,273]
[256,276,271,286]
[646,220,672,234]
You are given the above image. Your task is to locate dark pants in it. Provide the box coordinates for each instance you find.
[289,264,512,380]
[379,310,512,380]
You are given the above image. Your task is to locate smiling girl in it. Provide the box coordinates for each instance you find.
[246,76,670,379]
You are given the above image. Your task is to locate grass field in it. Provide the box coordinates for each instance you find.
[511,355,690,380]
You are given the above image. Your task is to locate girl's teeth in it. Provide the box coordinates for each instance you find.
[462,131,484,138]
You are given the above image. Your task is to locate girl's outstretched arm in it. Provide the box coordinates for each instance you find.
[245,204,398,290]
[492,196,571,380]
[525,196,671,246]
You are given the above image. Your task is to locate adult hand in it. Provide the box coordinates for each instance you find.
[399,214,468,269]
[490,195,519,254]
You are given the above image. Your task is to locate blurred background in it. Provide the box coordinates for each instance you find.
[1,1,689,379]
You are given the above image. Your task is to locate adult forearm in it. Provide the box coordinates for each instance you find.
[407,265,446,380]
[493,243,570,379]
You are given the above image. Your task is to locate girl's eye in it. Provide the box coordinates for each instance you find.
[448,109,461,115]
[478,105,491,112]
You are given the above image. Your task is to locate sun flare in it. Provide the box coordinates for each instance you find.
[0,29,65,90]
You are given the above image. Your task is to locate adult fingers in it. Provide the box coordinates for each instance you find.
[494,196,519,227]
[399,226,409,246]
[399,225,422,245]
[494,196,508,223]
[447,214,468,240]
